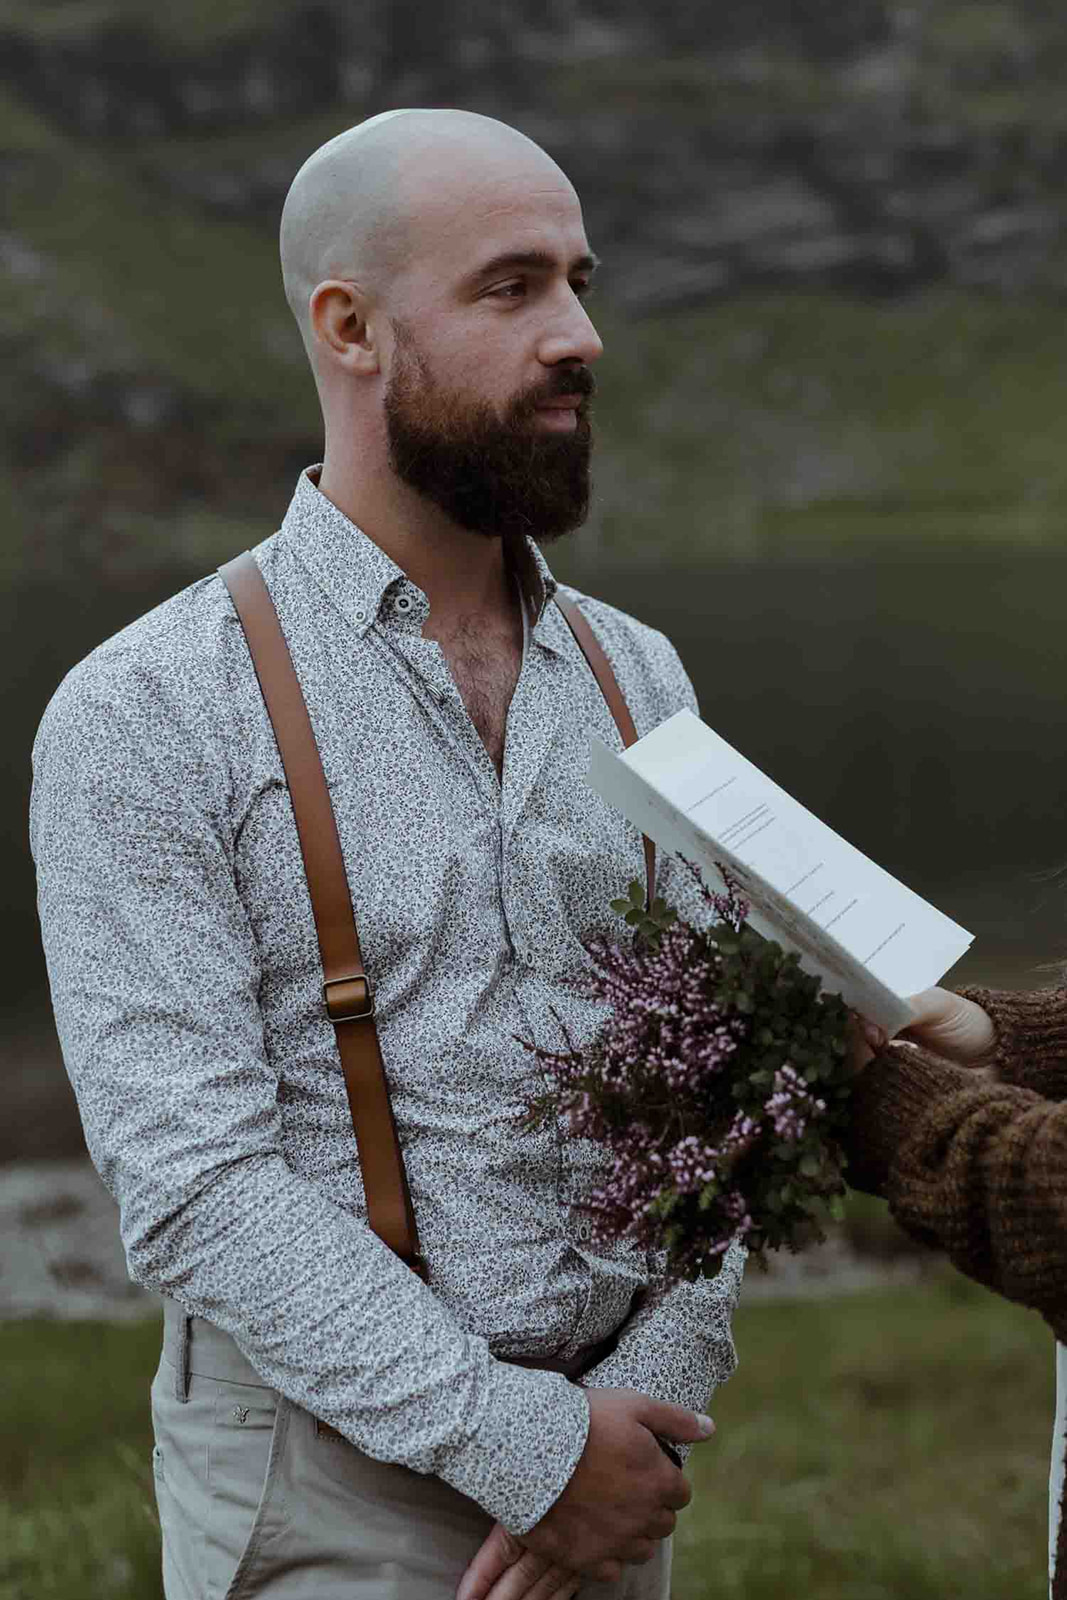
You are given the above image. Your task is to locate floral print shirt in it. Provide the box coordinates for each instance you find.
[30,466,746,1535]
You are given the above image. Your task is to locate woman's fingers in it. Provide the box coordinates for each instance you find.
[846,1012,881,1074]
[456,1524,585,1600]
[455,1522,523,1600]
[480,1549,580,1600]
[900,988,996,1066]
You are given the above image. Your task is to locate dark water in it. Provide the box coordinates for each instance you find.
[605,549,1067,989]
[6,547,1067,1155]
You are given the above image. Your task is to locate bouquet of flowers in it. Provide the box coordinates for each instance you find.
[521,859,856,1284]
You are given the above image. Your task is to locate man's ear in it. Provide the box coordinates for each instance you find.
[308,280,380,376]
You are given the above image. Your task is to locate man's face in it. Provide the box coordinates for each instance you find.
[383,317,594,542]
[380,159,604,543]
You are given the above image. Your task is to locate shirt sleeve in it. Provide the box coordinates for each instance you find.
[578,1237,747,1464]
[29,656,589,1536]
[841,1043,1067,1344]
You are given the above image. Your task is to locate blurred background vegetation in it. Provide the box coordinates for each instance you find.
[2,4,1065,1593]
[0,1274,1055,1600]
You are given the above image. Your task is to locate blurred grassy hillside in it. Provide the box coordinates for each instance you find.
[3,0,1067,585]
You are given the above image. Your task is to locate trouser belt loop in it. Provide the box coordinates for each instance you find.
[173,1309,191,1404]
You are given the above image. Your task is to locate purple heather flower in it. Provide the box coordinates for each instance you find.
[766,1062,828,1142]
[518,853,851,1283]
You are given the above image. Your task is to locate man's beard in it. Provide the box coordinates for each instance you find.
[383,321,594,543]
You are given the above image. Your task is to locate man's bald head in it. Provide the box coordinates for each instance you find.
[279,108,571,362]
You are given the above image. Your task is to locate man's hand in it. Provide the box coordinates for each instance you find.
[455,1522,580,1600]
[507,1387,713,1583]
[898,987,996,1067]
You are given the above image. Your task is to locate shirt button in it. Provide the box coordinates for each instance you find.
[576,1218,593,1244]
[396,594,412,613]
[354,608,367,623]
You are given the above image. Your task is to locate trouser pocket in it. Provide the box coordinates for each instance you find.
[151,1352,288,1600]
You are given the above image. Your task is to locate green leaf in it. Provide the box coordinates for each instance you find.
[624,908,642,925]
[799,1155,821,1178]
[610,898,631,915]
[627,880,645,904]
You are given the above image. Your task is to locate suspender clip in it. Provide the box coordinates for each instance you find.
[324,975,375,1023]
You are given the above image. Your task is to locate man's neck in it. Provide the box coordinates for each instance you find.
[316,454,519,638]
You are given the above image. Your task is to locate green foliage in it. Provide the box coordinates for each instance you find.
[610,877,679,947]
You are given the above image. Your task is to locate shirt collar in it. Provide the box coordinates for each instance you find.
[277,465,563,649]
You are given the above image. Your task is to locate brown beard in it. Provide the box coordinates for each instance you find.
[383,319,594,544]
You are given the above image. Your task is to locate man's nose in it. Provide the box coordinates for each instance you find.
[537,293,604,369]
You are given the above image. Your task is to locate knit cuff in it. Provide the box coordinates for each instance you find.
[840,1044,976,1196]
[956,984,1067,1102]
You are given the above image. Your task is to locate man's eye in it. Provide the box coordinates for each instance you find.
[490,281,526,300]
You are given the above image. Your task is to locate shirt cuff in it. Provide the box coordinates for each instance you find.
[579,1239,746,1467]
[433,1356,591,1536]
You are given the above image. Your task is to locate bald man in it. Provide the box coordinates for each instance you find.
[30,110,746,1600]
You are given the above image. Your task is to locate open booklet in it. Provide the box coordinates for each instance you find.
[587,708,973,1035]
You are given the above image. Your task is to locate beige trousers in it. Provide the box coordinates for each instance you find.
[151,1299,673,1600]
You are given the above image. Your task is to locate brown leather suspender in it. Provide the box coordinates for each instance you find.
[218,551,656,1279]
[219,552,426,1278]
[554,594,657,917]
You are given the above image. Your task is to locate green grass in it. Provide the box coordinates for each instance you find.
[0,1272,1055,1599]
[0,1318,164,1600]
[679,1269,1055,1599]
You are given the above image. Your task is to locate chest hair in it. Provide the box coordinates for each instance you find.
[435,614,523,780]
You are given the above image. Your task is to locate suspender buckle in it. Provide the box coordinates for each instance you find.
[324,975,375,1022]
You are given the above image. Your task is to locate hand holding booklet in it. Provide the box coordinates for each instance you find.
[587,708,973,1036]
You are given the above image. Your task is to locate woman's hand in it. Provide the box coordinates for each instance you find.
[455,1522,581,1600]
[847,1012,888,1076]
[898,987,996,1067]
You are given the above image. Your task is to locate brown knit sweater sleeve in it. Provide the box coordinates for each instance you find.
[956,983,1067,1101]
[840,1043,1067,1344]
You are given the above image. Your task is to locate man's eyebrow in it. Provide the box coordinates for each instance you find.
[466,248,601,284]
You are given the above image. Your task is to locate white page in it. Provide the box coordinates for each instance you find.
[587,708,973,1034]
